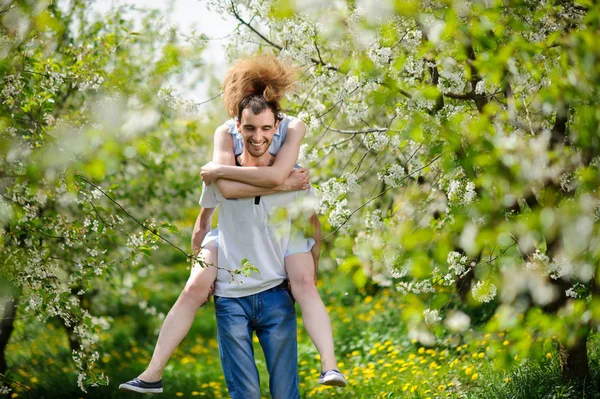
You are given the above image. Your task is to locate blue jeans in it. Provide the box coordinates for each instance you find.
[214,284,299,399]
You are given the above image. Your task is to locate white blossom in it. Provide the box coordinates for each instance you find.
[471,280,497,303]
[423,308,441,324]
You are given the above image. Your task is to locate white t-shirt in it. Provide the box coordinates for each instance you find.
[199,183,316,298]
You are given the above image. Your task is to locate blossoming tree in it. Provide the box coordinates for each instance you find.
[0,0,221,391]
[207,0,599,379]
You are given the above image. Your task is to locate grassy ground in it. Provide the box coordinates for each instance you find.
[5,261,600,399]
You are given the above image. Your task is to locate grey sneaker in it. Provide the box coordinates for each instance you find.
[318,369,348,387]
[118,378,163,393]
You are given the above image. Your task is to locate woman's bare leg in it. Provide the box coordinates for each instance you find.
[137,242,218,382]
[285,252,338,372]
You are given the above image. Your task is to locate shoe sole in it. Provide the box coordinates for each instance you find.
[118,384,163,393]
[319,377,348,387]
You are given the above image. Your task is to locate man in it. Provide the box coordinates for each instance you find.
[196,97,317,399]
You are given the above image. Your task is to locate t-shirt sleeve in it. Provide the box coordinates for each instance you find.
[199,183,223,208]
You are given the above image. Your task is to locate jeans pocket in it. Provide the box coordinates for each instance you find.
[283,288,295,307]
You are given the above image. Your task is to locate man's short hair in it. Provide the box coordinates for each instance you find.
[237,95,282,123]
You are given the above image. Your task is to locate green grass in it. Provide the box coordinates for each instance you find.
[5,263,600,398]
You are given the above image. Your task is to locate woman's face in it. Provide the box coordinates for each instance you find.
[236,108,279,158]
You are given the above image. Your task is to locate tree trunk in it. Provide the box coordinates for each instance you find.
[0,296,18,397]
[559,333,589,380]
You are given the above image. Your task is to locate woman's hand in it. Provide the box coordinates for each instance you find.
[201,162,222,184]
[281,168,310,191]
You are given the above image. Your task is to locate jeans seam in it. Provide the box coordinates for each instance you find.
[215,300,238,399]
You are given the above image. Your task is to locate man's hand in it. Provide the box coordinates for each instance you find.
[280,168,310,192]
[201,161,221,185]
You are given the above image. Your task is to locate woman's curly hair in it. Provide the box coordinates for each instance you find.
[223,54,297,118]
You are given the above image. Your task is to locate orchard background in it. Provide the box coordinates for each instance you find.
[1,0,600,398]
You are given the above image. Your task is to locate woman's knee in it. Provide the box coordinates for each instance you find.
[183,267,216,300]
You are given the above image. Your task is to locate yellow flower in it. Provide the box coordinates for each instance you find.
[465,367,473,375]
[503,340,509,346]
[504,377,512,383]
[471,373,479,380]
[175,393,183,397]
[546,353,552,359]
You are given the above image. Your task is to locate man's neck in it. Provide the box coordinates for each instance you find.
[237,151,274,167]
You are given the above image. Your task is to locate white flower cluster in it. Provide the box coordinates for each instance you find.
[565,282,590,300]
[367,44,392,68]
[298,143,320,165]
[77,74,104,91]
[333,75,362,103]
[0,384,11,394]
[445,251,470,284]
[41,69,66,95]
[1,74,24,105]
[423,308,441,324]
[377,164,405,187]
[437,58,468,93]
[526,249,574,280]
[127,232,146,248]
[328,199,351,228]
[396,279,435,294]
[317,173,360,228]
[365,132,390,151]
[471,280,497,303]
[559,172,576,192]
[446,179,477,205]
[365,209,385,230]
[158,87,199,114]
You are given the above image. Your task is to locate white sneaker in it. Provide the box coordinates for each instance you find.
[118,378,163,393]
[318,369,348,387]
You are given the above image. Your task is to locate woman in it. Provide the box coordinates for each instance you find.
[119,55,346,394]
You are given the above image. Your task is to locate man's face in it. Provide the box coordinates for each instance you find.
[236,108,279,158]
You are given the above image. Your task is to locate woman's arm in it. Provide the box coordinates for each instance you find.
[204,119,307,188]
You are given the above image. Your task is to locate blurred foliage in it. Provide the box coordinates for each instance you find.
[2,0,600,396]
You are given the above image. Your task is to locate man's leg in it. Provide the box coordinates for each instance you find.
[255,287,300,399]
[215,296,261,399]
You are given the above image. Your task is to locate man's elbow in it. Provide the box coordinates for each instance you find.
[269,175,287,187]
[214,181,233,199]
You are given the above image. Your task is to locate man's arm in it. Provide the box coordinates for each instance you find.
[217,168,310,199]
[191,207,215,256]
[204,119,307,187]
[309,212,321,283]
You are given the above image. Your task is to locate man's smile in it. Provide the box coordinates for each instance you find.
[248,139,268,148]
